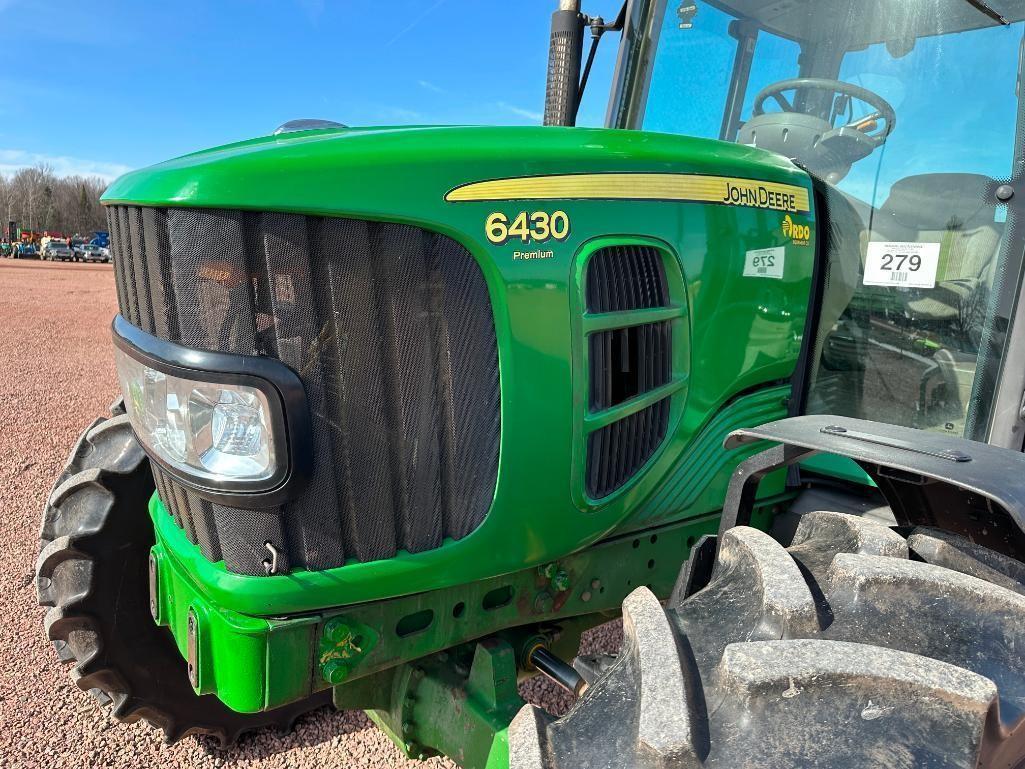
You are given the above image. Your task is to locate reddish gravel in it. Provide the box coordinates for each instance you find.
[0,259,620,769]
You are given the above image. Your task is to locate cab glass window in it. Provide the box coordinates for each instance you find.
[642,1,1025,440]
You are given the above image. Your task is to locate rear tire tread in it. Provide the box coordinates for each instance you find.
[908,526,1025,596]
[512,511,1025,768]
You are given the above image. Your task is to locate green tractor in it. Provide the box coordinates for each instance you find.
[37,0,1025,766]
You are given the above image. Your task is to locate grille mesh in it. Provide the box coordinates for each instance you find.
[585,245,672,499]
[589,321,671,410]
[110,205,500,575]
[586,245,668,313]
[586,399,670,499]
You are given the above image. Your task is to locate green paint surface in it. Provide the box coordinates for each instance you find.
[150,502,727,713]
[800,453,877,487]
[115,125,815,728]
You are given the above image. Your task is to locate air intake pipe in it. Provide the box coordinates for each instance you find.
[543,0,585,126]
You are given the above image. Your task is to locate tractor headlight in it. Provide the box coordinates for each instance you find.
[112,316,311,504]
[114,350,276,482]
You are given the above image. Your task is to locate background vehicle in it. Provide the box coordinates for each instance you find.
[14,243,37,259]
[40,239,73,261]
[36,1,1025,767]
[74,243,109,263]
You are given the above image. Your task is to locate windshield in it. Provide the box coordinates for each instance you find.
[638,0,1025,442]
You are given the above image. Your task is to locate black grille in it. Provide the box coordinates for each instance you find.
[586,399,670,499]
[586,245,668,313]
[585,245,672,499]
[110,206,500,575]
[590,322,671,410]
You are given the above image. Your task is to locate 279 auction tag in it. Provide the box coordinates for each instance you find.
[743,246,785,279]
[863,242,940,288]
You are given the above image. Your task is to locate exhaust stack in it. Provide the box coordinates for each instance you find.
[543,0,585,126]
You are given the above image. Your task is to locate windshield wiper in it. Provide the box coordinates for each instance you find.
[963,0,1010,26]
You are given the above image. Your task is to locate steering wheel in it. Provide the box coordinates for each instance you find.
[740,78,897,183]
[753,78,897,146]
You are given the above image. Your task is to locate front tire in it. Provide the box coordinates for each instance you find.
[36,411,330,745]
[511,512,1025,768]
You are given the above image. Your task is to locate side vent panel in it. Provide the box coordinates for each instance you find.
[587,399,671,499]
[584,244,677,500]
[590,322,671,410]
[586,245,668,313]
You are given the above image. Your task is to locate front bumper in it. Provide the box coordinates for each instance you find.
[149,493,323,712]
[149,490,717,713]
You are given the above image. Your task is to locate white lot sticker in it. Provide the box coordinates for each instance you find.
[863,242,940,288]
[743,246,785,279]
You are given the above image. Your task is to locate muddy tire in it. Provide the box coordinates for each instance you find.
[510,512,1025,768]
[36,411,330,745]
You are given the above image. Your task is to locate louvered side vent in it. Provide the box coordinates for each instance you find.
[585,245,673,499]
[587,399,671,499]
[590,322,671,410]
[586,245,668,313]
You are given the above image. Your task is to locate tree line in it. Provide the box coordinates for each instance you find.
[0,163,108,239]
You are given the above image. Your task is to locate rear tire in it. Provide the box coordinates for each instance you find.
[36,411,330,745]
[510,512,1025,768]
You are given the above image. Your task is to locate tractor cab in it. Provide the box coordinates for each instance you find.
[609,0,1025,445]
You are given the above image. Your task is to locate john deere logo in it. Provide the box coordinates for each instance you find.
[782,215,811,246]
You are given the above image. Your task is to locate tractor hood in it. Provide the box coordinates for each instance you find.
[104,121,817,624]
[101,125,808,229]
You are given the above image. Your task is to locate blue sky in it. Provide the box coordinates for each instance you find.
[0,0,624,180]
[11,0,1015,201]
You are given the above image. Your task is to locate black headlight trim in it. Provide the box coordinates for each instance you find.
[111,314,313,506]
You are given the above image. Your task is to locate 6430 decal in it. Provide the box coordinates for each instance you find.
[485,210,570,245]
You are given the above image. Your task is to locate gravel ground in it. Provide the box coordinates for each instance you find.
[0,259,621,769]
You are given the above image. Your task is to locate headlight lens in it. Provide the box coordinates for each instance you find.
[114,348,278,484]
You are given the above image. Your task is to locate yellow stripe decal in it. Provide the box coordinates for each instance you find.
[445,173,811,214]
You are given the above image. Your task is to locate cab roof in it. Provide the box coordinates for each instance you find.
[706,0,1022,48]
